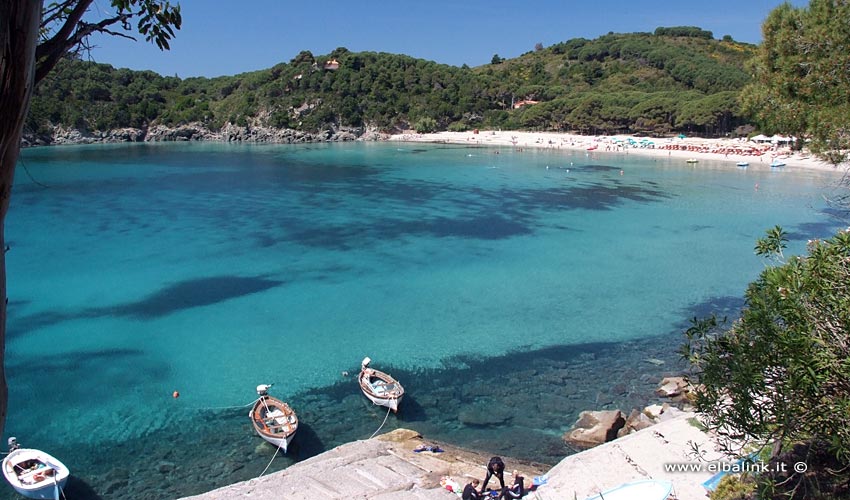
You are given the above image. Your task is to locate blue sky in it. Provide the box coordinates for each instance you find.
[85,0,808,78]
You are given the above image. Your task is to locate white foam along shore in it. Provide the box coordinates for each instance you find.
[388,130,847,173]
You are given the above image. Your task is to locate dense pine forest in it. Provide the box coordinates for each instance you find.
[27,27,758,139]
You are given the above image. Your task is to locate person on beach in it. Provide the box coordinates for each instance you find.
[480,456,506,492]
[462,478,482,499]
[499,470,526,499]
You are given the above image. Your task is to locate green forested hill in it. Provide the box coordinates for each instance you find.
[27,27,757,138]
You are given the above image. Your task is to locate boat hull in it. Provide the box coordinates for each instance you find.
[359,368,404,413]
[250,396,298,453]
[363,391,403,412]
[2,448,70,499]
[257,432,295,453]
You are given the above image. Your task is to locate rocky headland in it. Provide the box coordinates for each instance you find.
[21,122,389,147]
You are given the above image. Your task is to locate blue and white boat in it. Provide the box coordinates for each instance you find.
[584,479,673,500]
[1,438,69,500]
[359,357,405,413]
[736,161,749,167]
[770,160,786,167]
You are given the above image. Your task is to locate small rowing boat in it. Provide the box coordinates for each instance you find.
[770,160,786,167]
[249,384,298,453]
[359,357,404,413]
[686,158,698,164]
[2,438,69,500]
[736,161,749,167]
[584,479,673,500]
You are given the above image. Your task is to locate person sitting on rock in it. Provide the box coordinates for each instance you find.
[462,478,482,500]
[499,470,525,499]
[480,456,506,492]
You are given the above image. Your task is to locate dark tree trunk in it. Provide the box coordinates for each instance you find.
[0,0,44,435]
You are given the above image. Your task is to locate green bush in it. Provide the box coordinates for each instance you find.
[413,117,437,133]
[709,475,756,500]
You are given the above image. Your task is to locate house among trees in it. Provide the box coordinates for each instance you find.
[323,59,340,71]
[513,100,539,109]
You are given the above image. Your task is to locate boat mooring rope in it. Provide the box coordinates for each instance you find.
[53,470,67,500]
[192,397,260,411]
[369,404,393,439]
[258,441,284,477]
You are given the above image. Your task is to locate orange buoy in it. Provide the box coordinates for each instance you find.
[172,390,180,398]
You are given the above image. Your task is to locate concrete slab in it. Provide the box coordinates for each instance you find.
[182,429,547,500]
[538,413,725,500]
[183,413,726,500]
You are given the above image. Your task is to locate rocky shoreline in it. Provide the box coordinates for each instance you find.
[563,376,694,451]
[21,122,389,147]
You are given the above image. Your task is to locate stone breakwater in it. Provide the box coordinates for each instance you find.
[181,414,724,500]
[21,123,389,147]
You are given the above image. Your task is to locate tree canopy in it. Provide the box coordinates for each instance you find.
[740,0,850,164]
[683,227,850,497]
[27,28,757,139]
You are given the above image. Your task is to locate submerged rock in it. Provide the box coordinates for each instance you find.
[158,461,176,474]
[458,405,512,427]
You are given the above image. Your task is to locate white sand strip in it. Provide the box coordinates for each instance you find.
[388,130,846,173]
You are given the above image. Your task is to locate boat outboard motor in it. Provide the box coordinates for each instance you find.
[256,384,272,397]
[361,357,371,369]
[7,437,19,452]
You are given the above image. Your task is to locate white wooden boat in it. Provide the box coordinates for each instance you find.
[770,160,786,167]
[359,357,404,413]
[249,385,298,453]
[2,438,69,499]
[736,161,749,167]
[686,158,698,164]
[584,480,673,500]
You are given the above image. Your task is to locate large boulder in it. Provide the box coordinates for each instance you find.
[655,376,691,398]
[563,410,626,449]
[617,409,656,438]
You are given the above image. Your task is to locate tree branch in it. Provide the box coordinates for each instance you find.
[93,26,137,42]
[35,0,92,62]
[40,1,78,31]
[35,10,134,84]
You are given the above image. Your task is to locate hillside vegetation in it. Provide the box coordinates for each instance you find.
[27,27,757,138]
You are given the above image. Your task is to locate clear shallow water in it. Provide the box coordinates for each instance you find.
[3,142,844,498]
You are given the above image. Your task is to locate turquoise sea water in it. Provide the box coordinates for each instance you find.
[3,142,844,498]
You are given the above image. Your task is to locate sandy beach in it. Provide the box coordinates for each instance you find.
[388,130,845,173]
